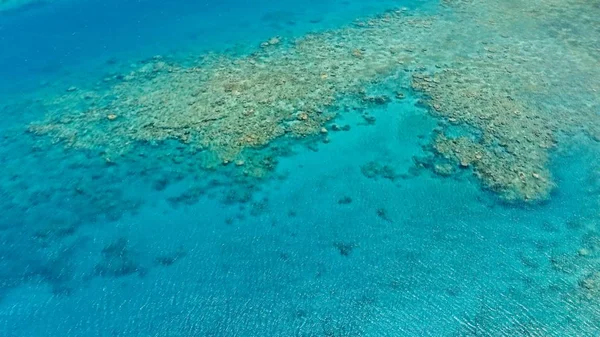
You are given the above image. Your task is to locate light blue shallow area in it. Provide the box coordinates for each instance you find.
[0,0,599,336]
[2,92,599,336]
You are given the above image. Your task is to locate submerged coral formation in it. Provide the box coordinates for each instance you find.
[412,0,600,201]
[28,0,600,202]
[29,11,427,172]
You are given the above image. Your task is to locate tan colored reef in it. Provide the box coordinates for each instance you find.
[29,0,600,202]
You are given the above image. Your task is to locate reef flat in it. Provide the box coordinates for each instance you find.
[28,0,600,202]
[2,0,600,335]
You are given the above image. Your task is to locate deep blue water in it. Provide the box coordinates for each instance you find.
[0,0,422,93]
[1,0,599,336]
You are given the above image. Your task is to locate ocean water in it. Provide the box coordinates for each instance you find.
[1,0,600,336]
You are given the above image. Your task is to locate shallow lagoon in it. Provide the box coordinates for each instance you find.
[0,0,599,336]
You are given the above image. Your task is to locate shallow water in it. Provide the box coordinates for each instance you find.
[1,0,599,336]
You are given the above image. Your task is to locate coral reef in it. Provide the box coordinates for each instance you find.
[26,0,600,202]
[360,161,401,181]
[95,238,146,278]
[410,0,600,201]
[27,9,432,180]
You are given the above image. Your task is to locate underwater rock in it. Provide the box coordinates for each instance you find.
[578,248,590,257]
[296,111,309,121]
[95,238,146,278]
[337,196,353,205]
[306,143,319,152]
[361,161,380,179]
[154,248,187,267]
[333,241,356,257]
[579,272,600,299]
[260,36,281,48]
[433,162,456,177]
[330,124,351,132]
[171,155,184,164]
[168,187,205,207]
[106,57,118,65]
[360,161,398,181]
[519,252,540,269]
[249,197,269,216]
[352,49,363,58]
[363,95,391,105]
[362,114,376,125]
[579,232,600,255]
[550,254,578,274]
[566,218,583,230]
[32,224,76,244]
[376,208,392,222]
[412,155,434,170]
[223,186,254,205]
[152,177,170,191]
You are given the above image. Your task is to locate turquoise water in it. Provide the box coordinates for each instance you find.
[1,0,600,336]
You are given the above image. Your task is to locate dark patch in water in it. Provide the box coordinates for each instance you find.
[261,10,297,28]
[168,187,206,207]
[95,237,146,278]
[360,161,399,181]
[154,247,187,267]
[250,197,269,216]
[376,208,392,222]
[334,241,356,257]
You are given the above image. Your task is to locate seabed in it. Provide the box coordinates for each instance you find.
[0,0,599,336]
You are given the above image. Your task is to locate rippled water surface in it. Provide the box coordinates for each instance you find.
[0,0,599,336]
